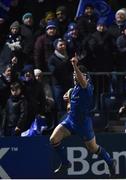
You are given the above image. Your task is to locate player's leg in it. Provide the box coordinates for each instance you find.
[85,137,116,177]
[50,123,71,173]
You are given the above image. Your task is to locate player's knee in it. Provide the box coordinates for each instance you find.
[50,135,54,144]
[50,135,59,145]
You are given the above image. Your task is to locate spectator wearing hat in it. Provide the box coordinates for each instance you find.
[76,3,98,68]
[0,20,22,73]
[19,64,46,130]
[88,18,114,72]
[55,5,71,37]
[0,64,18,136]
[88,18,115,95]
[34,20,59,71]
[34,68,57,134]
[7,21,21,48]
[20,12,36,65]
[113,25,126,93]
[64,22,83,59]
[4,82,28,136]
[116,23,126,71]
[109,8,126,39]
[48,38,73,119]
[108,8,126,70]
[35,11,56,39]
[5,21,23,69]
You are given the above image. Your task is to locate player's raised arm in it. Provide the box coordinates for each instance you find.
[70,55,88,88]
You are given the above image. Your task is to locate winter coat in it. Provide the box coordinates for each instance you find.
[34,34,58,71]
[88,31,114,71]
[0,74,11,108]
[5,95,28,131]
[76,14,98,39]
[20,77,46,128]
[48,53,73,88]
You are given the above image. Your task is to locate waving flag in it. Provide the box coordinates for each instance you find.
[75,0,114,25]
[0,0,12,19]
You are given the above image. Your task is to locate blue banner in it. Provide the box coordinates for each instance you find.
[0,134,126,179]
[75,0,114,25]
[0,136,53,179]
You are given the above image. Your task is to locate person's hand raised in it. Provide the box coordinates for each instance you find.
[70,53,78,66]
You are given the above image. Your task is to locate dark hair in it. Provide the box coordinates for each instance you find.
[78,65,88,74]
[78,65,91,81]
[10,82,22,91]
[2,64,12,73]
[53,38,65,48]
[85,3,94,10]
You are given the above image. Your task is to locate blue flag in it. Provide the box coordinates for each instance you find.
[75,0,114,25]
[0,0,12,19]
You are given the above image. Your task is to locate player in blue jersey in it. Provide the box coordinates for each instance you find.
[50,55,116,178]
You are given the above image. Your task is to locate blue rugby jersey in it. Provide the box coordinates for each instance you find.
[69,82,94,123]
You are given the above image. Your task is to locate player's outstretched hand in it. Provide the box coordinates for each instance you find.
[70,53,78,66]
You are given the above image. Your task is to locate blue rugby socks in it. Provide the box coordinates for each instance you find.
[53,142,69,165]
[96,146,113,166]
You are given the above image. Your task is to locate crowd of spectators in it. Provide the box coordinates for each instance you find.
[1,0,126,136]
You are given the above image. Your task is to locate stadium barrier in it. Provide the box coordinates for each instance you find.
[0,134,126,179]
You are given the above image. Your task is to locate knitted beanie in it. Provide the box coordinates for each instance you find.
[46,20,57,30]
[22,12,32,22]
[34,69,43,76]
[10,21,20,29]
[115,8,126,20]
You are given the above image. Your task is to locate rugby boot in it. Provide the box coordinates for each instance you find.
[54,162,71,174]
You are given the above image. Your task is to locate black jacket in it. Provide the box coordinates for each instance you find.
[5,95,28,130]
[48,53,73,88]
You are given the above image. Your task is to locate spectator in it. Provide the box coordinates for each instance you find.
[55,5,70,37]
[88,18,114,72]
[109,8,126,39]
[34,20,59,71]
[5,21,23,70]
[108,8,126,70]
[76,3,98,40]
[116,23,126,71]
[4,82,28,136]
[64,22,83,60]
[88,18,115,95]
[35,11,56,39]
[34,69,57,133]
[76,3,98,69]
[34,68,53,100]
[0,21,22,73]
[20,64,46,129]
[0,64,17,136]
[48,38,73,118]
[20,12,35,65]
